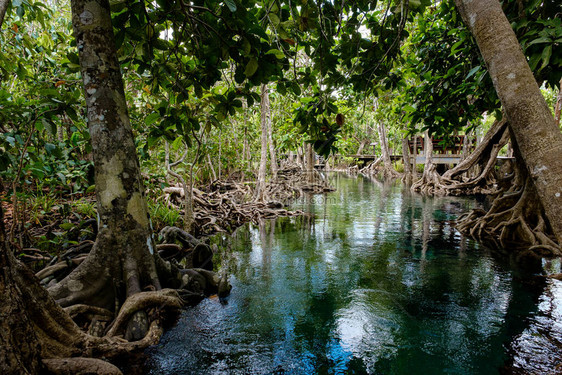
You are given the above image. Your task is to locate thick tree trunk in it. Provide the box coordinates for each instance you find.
[49,0,161,340]
[255,84,270,201]
[0,208,42,374]
[0,0,9,29]
[455,0,562,244]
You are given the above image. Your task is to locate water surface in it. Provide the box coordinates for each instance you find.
[146,173,562,374]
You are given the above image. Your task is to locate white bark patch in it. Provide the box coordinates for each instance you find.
[86,88,97,95]
[469,14,476,27]
[147,236,154,255]
[127,192,149,227]
[532,165,548,175]
[99,153,126,207]
[79,10,94,25]
[556,192,561,198]
[67,279,84,292]
[507,73,516,79]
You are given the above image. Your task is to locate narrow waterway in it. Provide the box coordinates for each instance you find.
[145,173,562,374]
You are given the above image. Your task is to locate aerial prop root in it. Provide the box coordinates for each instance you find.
[456,177,560,257]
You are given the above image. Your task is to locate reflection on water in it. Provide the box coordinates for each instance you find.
[145,173,562,374]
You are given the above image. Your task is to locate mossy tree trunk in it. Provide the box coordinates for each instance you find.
[454,0,562,244]
[48,0,162,340]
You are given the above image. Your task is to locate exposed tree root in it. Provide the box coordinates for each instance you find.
[456,132,561,258]
[162,163,331,236]
[42,357,123,375]
[456,176,561,258]
[413,118,509,196]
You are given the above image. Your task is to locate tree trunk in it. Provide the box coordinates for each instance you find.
[0,207,43,374]
[411,134,417,177]
[0,0,9,29]
[48,0,161,340]
[411,131,441,194]
[455,0,562,244]
[555,78,562,126]
[378,122,392,169]
[165,142,193,232]
[255,83,269,201]
[306,143,314,183]
[378,122,399,178]
[401,135,412,185]
[265,89,277,179]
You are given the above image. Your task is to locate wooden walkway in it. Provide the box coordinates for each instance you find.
[320,154,514,168]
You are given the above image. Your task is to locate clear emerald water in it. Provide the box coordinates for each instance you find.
[145,173,562,374]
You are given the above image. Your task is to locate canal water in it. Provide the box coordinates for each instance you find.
[145,173,562,374]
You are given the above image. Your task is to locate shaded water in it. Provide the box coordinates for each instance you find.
[146,173,562,374]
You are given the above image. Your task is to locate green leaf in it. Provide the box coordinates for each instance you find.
[465,65,480,80]
[145,112,160,126]
[244,58,259,77]
[540,45,552,70]
[224,0,237,12]
[60,223,75,230]
[527,37,552,46]
[269,13,280,26]
[265,49,285,59]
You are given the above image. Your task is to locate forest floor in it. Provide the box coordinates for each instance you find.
[2,163,335,274]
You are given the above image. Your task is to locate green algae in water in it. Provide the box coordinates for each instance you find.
[145,173,562,374]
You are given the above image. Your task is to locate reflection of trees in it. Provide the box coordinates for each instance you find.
[174,174,551,373]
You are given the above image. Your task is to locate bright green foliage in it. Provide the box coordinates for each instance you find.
[0,1,92,193]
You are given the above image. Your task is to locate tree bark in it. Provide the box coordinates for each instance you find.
[0,0,9,29]
[49,0,161,340]
[265,89,277,179]
[378,122,392,169]
[255,83,270,201]
[0,206,43,374]
[454,0,562,244]
[411,133,417,177]
[165,142,193,232]
[306,143,314,182]
[401,135,412,184]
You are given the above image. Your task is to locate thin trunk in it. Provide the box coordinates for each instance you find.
[165,141,192,232]
[306,143,314,182]
[455,0,562,244]
[461,127,471,162]
[218,130,221,180]
[555,78,562,126]
[255,84,269,201]
[378,122,393,170]
[265,89,277,179]
[401,136,412,176]
[207,154,217,181]
[411,134,417,177]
